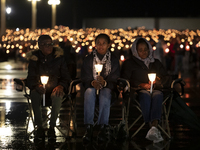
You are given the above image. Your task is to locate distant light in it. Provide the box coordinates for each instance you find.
[111,44,115,47]
[165,48,169,53]
[6,7,11,14]
[48,0,60,5]
[180,44,184,49]
[5,65,12,70]
[22,53,26,58]
[16,28,19,31]
[153,46,156,50]
[125,44,129,49]
[120,55,125,61]
[167,42,170,46]
[110,48,114,52]
[28,0,40,1]
[186,45,190,51]
[6,50,10,54]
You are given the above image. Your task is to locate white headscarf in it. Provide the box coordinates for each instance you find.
[131,37,155,68]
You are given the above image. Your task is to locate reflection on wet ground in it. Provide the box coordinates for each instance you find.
[0,59,200,149]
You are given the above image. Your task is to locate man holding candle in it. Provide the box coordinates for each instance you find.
[121,37,171,143]
[81,33,120,144]
[26,35,71,142]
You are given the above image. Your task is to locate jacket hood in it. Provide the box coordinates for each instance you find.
[26,46,64,61]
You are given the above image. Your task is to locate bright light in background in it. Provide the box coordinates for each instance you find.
[6,7,11,14]
[165,48,169,53]
[5,65,12,70]
[5,102,11,111]
[120,55,125,61]
[48,0,60,5]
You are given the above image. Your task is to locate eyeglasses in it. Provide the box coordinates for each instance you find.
[39,43,54,47]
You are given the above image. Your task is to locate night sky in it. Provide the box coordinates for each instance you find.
[5,0,200,29]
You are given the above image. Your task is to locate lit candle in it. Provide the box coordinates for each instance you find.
[148,73,156,94]
[40,76,49,106]
[94,64,103,95]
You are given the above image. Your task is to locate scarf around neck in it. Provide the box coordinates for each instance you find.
[93,49,111,79]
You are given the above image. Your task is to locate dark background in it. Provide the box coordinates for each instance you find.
[5,0,200,29]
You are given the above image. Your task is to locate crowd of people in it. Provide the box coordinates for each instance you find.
[0,26,200,77]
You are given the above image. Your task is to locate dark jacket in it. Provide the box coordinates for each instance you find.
[26,47,71,94]
[81,51,120,91]
[121,56,171,90]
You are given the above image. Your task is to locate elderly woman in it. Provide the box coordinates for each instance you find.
[121,37,170,143]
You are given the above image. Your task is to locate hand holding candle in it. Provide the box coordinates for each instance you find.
[94,64,103,95]
[40,76,49,106]
[148,73,156,94]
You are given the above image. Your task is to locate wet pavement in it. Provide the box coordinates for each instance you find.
[0,59,200,150]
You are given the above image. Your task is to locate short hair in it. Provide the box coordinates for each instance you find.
[136,38,149,50]
[95,33,111,44]
[38,35,52,44]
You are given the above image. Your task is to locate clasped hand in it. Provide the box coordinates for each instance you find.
[92,76,105,90]
[35,84,64,97]
[139,81,155,90]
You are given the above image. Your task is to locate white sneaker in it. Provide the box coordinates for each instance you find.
[153,130,164,143]
[145,127,164,143]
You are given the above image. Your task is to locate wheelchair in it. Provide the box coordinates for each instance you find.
[121,77,186,140]
[14,78,81,141]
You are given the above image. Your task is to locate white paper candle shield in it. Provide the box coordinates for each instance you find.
[40,76,49,106]
[148,73,156,94]
[94,64,103,95]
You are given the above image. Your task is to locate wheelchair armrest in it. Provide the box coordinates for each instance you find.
[171,78,185,95]
[68,78,82,95]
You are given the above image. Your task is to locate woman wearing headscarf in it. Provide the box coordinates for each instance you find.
[121,37,171,143]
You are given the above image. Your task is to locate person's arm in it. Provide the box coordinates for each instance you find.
[26,59,41,90]
[81,55,95,89]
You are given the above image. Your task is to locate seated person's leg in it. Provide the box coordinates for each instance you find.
[145,90,164,143]
[97,88,111,142]
[30,89,43,127]
[150,90,163,127]
[98,88,111,125]
[30,89,44,140]
[83,88,96,143]
[138,90,151,123]
[48,92,64,140]
[84,88,96,125]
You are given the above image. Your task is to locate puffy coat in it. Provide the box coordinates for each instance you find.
[26,47,71,94]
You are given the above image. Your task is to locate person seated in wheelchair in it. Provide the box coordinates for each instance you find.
[26,35,71,141]
[81,33,120,144]
[121,37,171,143]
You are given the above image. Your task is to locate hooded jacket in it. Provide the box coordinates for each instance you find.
[26,47,71,93]
[121,37,171,90]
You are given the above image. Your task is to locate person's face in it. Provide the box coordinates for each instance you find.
[95,38,110,55]
[39,39,53,56]
[137,42,149,59]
